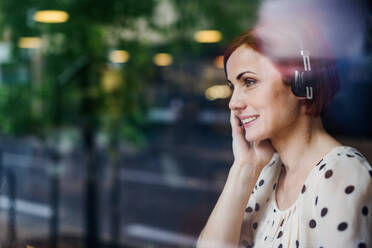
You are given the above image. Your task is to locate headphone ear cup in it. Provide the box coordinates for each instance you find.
[291,70,313,98]
[291,70,303,97]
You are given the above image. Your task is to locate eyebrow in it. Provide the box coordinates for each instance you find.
[227,70,256,83]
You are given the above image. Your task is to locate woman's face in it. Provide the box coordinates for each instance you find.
[226,45,301,142]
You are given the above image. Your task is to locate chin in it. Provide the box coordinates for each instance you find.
[245,131,270,143]
[245,133,261,143]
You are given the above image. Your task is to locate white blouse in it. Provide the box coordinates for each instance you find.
[239,146,372,248]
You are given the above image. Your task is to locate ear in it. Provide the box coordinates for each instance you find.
[298,98,309,114]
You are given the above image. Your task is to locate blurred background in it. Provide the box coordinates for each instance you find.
[0,0,371,247]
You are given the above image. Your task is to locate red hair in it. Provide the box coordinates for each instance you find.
[223,25,340,117]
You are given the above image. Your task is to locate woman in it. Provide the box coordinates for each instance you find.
[196,22,372,248]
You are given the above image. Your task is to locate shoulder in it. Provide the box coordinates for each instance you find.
[305,146,372,247]
[313,146,371,197]
[320,146,371,179]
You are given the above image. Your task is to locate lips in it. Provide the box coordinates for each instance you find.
[240,115,259,127]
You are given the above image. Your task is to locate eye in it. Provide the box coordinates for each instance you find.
[242,78,257,87]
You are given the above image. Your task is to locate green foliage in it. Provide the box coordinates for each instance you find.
[0,83,51,137]
[0,0,260,147]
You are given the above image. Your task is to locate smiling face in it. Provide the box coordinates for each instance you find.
[226,45,302,142]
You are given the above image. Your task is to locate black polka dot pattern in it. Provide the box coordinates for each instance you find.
[316,159,323,166]
[255,203,260,211]
[252,222,258,229]
[309,219,316,228]
[358,243,367,248]
[354,152,363,157]
[362,206,368,216]
[239,147,371,247]
[301,185,306,194]
[337,222,348,231]
[345,185,355,194]
[325,170,333,179]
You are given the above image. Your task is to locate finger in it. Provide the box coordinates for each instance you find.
[230,112,248,142]
[230,111,243,134]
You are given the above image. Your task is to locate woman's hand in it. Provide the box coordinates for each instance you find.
[230,111,275,172]
[197,112,275,248]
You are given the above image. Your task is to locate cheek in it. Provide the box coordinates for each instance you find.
[259,85,281,110]
[262,86,297,124]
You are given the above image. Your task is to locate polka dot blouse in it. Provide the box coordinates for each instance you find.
[239,146,372,248]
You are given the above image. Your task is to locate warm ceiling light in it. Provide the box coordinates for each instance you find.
[205,85,231,100]
[153,53,173,66]
[109,50,130,63]
[194,30,222,43]
[214,55,224,69]
[33,10,69,23]
[18,37,42,49]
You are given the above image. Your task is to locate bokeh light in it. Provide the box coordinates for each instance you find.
[153,53,173,66]
[18,37,42,49]
[194,30,222,43]
[33,10,69,23]
[205,85,231,100]
[214,55,224,69]
[109,50,130,63]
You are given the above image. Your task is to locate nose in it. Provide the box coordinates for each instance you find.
[229,88,246,111]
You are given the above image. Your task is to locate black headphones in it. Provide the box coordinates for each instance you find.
[290,49,314,100]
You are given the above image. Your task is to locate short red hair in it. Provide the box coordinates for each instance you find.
[224,25,340,117]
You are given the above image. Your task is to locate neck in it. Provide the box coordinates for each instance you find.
[270,114,340,177]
